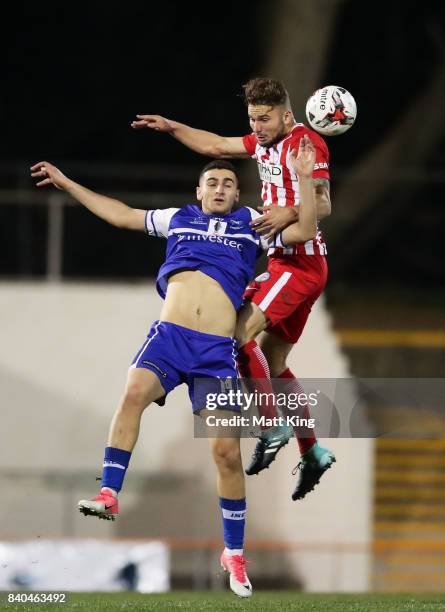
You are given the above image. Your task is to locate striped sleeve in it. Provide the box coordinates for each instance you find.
[144,208,179,238]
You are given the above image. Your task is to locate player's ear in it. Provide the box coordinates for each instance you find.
[235,189,240,203]
[284,110,294,127]
[196,185,203,201]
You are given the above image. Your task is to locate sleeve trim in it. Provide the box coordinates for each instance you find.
[151,210,159,237]
[242,134,257,158]
[144,210,151,234]
[274,232,285,248]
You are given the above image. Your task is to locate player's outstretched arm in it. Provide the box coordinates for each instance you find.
[281,135,317,245]
[30,161,146,230]
[131,115,248,159]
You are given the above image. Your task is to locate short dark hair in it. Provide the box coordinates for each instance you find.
[243,77,289,107]
[199,160,239,186]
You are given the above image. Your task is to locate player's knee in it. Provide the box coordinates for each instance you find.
[122,382,150,411]
[212,442,242,472]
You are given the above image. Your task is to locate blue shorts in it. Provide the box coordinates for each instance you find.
[131,321,240,413]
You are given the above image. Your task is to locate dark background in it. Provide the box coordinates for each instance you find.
[2,1,445,298]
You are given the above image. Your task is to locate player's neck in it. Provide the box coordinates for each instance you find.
[285,121,297,135]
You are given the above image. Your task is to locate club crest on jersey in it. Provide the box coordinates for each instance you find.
[254,271,271,283]
[257,161,284,188]
[208,219,227,235]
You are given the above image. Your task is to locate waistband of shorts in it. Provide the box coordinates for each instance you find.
[268,253,327,268]
[269,252,327,261]
[155,319,236,343]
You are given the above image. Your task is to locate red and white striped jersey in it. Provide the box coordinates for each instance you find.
[243,123,330,257]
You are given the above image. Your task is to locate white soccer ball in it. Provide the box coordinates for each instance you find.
[305,85,357,136]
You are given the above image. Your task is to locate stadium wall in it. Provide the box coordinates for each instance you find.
[0,282,373,591]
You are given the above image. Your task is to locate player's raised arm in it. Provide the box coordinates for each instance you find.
[251,205,299,239]
[251,181,329,239]
[30,161,146,231]
[131,115,248,159]
[280,135,317,245]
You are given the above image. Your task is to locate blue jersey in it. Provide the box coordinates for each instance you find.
[145,204,285,310]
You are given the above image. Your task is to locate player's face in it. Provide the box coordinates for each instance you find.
[248,104,293,147]
[196,169,240,215]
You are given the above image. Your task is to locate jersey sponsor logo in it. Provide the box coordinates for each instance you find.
[314,162,329,170]
[257,161,284,187]
[176,233,243,251]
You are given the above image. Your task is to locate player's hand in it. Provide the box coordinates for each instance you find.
[290,134,315,178]
[250,205,299,238]
[131,114,174,132]
[30,161,71,190]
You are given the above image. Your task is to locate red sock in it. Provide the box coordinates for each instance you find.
[274,368,316,454]
[237,340,278,427]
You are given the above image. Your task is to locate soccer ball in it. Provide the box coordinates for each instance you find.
[305,85,357,136]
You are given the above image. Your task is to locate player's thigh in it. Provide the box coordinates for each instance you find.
[257,331,294,378]
[121,366,166,409]
[235,301,269,347]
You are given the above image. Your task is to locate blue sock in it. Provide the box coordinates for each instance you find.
[219,497,246,550]
[101,447,132,493]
